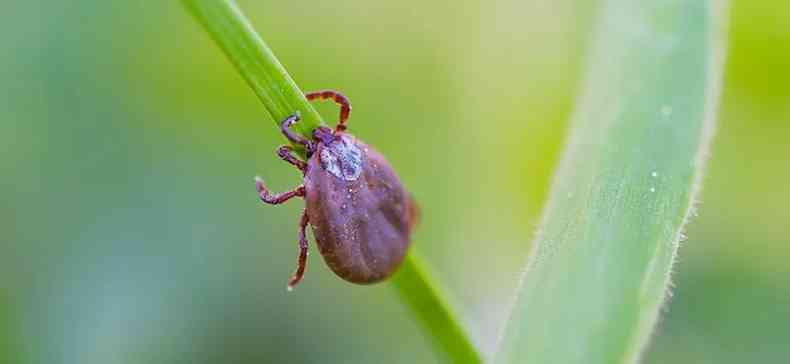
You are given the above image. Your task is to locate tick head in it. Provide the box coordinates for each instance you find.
[312,126,336,146]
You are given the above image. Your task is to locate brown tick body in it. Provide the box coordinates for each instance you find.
[255,90,418,289]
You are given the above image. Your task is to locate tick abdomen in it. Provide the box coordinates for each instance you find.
[305,136,414,284]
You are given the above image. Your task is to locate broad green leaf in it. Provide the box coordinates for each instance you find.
[496,1,727,363]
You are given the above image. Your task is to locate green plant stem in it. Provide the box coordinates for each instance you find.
[391,252,484,364]
[182,0,323,152]
[181,1,483,363]
[495,0,727,363]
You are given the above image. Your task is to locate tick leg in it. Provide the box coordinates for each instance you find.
[305,89,351,133]
[280,114,314,151]
[277,145,307,171]
[287,209,310,290]
[255,177,305,205]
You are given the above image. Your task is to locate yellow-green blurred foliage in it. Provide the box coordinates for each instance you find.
[1,1,787,363]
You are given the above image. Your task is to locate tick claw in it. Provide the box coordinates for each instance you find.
[255,177,265,192]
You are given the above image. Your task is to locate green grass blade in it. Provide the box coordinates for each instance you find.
[181,1,483,363]
[181,0,324,145]
[392,252,484,364]
[496,1,727,363]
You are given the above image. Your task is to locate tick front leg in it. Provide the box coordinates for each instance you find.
[277,145,307,171]
[287,209,310,290]
[280,114,315,153]
[255,177,305,205]
[305,89,351,133]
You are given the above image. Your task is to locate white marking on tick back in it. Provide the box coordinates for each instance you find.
[319,135,364,181]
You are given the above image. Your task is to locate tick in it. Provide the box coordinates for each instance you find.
[255,90,418,290]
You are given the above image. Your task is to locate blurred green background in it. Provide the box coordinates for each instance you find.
[1,1,787,363]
